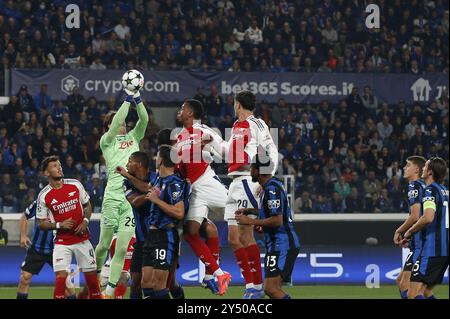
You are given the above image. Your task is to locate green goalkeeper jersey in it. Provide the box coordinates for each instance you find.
[100,100,148,202]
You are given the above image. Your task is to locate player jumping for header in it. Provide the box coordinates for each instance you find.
[203,90,279,298]
[94,87,149,298]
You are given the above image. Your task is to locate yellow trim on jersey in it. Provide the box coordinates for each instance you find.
[423,200,436,211]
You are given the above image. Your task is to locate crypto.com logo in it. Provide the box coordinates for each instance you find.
[65,4,80,29]
[61,75,79,95]
[365,4,380,29]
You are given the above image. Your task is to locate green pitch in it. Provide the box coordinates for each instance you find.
[0,285,448,299]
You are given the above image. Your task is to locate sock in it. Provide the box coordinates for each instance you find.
[67,294,77,299]
[185,234,220,274]
[142,288,154,299]
[16,293,28,299]
[206,237,220,263]
[427,295,436,299]
[414,295,425,299]
[114,283,127,299]
[234,247,254,288]
[245,244,263,288]
[282,294,291,299]
[400,289,408,299]
[105,282,116,297]
[54,277,67,299]
[85,272,102,299]
[153,288,170,299]
[171,285,185,299]
[130,292,142,299]
[205,237,220,276]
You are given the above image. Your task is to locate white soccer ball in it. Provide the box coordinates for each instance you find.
[121,69,144,92]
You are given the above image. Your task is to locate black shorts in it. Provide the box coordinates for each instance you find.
[411,255,449,286]
[130,241,143,274]
[21,247,53,275]
[264,248,300,282]
[403,249,421,272]
[143,228,179,271]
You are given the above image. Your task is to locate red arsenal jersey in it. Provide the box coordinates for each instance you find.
[176,124,210,183]
[36,179,91,245]
[227,115,279,175]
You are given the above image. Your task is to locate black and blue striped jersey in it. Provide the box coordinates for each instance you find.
[420,182,449,257]
[24,201,54,255]
[408,179,426,251]
[259,177,300,252]
[148,173,190,229]
[123,172,158,242]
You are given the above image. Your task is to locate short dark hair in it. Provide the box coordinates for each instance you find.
[158,145,176,168]
[407,155,426,175]
[234,90,256,111]
[41,155,60,171]
[103,111,116,131]
[185,99,204,119]
[130,151,149,168]
[427,157,447,183]
[157,128,173,146]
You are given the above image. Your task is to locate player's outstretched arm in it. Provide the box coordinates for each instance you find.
[19,214,31,248]
[117,166,152,193]
[102,96,132,145]
[235,211,282,228]
[129,91,149,142]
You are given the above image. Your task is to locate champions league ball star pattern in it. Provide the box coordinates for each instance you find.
[122,70,144,92]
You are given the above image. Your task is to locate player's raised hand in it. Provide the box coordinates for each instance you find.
[116,166,130,178]
[20,235,31,248]
[145,187,161,202]
[60,218,75,230]
[124,88,136,97]
[235,210,253,225]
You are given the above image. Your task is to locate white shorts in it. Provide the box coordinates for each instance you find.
[225,175,260,226]
[186,167,228,224]
[53,240,97,273]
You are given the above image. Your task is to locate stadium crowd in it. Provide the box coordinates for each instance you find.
[0,0,449,214]
[0,0,448,73]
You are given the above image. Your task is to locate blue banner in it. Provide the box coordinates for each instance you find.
[11,69,448,104]
[1,245,447,286]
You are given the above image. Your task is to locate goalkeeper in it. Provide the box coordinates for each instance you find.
[94,87,148,298]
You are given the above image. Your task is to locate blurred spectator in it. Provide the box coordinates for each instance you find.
[313,194,332,214]
[334,176,351,199]
[345,187,365,213]
[205,85,223,127]
[33,84,52,114]
[0,173,19,213]
[86,173,104,213]
[0,217,7,245]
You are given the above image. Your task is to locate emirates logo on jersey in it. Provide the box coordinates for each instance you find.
[53,198,79,214]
